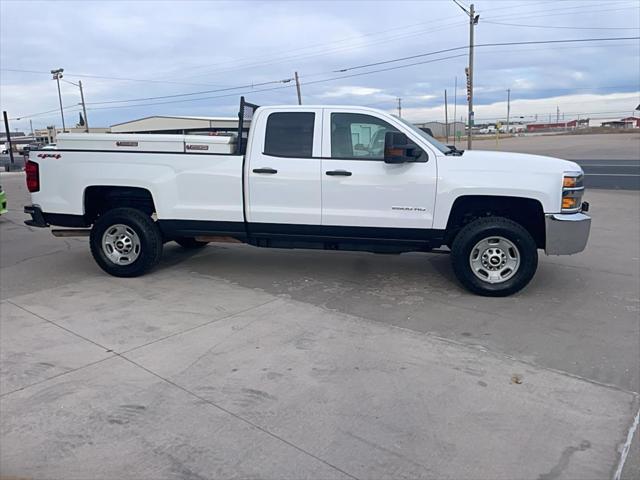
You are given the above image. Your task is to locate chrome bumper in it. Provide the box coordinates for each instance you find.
[545,212,591,255]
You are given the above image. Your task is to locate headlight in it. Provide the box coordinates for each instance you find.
[562,172,584,212]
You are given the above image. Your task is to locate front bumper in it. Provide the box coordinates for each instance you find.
[544,212,591,255]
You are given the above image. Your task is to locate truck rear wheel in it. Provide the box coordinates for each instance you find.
[174,237,209,249]
[450,216,538,296]
[89,207,163,277]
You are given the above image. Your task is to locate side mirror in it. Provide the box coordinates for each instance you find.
[384,132,421,164]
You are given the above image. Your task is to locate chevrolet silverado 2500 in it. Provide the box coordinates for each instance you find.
[24,98,591,296]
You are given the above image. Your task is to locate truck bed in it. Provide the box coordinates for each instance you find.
[31,134,245,223]
[56,132,238,155]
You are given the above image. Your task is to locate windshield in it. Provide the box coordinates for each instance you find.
[396,117,453,154]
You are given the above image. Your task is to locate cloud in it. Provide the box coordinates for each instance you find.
[400,91,640,124]
[321,86,384,98]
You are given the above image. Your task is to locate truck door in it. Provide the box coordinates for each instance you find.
[246,109,322,226]
[321,109,437,229]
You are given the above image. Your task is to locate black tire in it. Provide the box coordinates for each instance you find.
[450,216,538,297]
[174,237,209,249]
[89,207,163,277]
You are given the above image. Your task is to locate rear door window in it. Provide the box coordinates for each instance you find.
[264,112,315,157]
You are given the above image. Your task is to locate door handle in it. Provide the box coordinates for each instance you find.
[253,168,278,174]
[326,170,352,176]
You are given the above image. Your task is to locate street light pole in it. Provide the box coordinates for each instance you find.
[51,68,66,132]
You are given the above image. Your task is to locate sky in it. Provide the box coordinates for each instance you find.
[1,0,639,133]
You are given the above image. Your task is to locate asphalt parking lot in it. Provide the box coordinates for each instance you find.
[474,132,640,190]
[1,172,639,479]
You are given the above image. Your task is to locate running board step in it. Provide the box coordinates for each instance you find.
[52,229,91,237]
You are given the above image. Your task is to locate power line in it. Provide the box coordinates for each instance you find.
[134,1,635,82]
[486,3,638,23]
[24,36,638,113]
[153,16,468,80]
[304,54,468,86]
[9,104,81,121]
[484,20,639,30]
[80,53,466,109]
[486,1,634,20]
[85,83,298,111]
[171,21,468,81]
[85,78,294,105]
[1,68,231,88]
[338,36,640,72]
[81,54,467,112]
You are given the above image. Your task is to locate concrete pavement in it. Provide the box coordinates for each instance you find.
[473,132,640,161]
[1,172,639,479]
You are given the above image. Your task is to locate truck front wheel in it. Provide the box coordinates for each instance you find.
[450,216,538,296]
[89,207,163,277]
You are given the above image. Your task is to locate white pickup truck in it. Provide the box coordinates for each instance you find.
[24,98,591,296]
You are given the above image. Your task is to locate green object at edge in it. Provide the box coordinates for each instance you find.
[0,186,8,215]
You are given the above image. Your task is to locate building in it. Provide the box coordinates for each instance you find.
[32,126,111,144]
[110,115,238,134]
[0,132,26,140]
[526,120,579,132]
[601,119,635,129]
[619,117,640,128]
[414,121,466,138]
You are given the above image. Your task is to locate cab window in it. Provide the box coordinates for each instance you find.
[330,113,398,160]
[264,112,315,157]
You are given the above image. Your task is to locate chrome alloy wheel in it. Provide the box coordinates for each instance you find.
[101,224,141,265]
[469,236,520,284]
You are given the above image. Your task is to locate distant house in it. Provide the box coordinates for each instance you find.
[0,132,26,140]
[525,119,590,132]
[601,118,639,129]
[526,120,578,132]
[620,117,640,128]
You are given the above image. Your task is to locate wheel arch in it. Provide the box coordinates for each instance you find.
[444,195,545,249]
[84,185,156,223]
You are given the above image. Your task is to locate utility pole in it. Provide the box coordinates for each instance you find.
[397,97,402,118]
[556,105,560,124]
[444,89,449,143]
[468,3,476,150]
[454,1,479,150]
[29,119,34,136]
[294,71,302,105]
[453,76,458,147]
[51,68,66,132]
[78,80,89,132]
[2,111,15,167]
[506,88,511,135]
[60,76,90,132]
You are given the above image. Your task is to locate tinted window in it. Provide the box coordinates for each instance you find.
[331,113,398,159]
[264,112,315,157]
